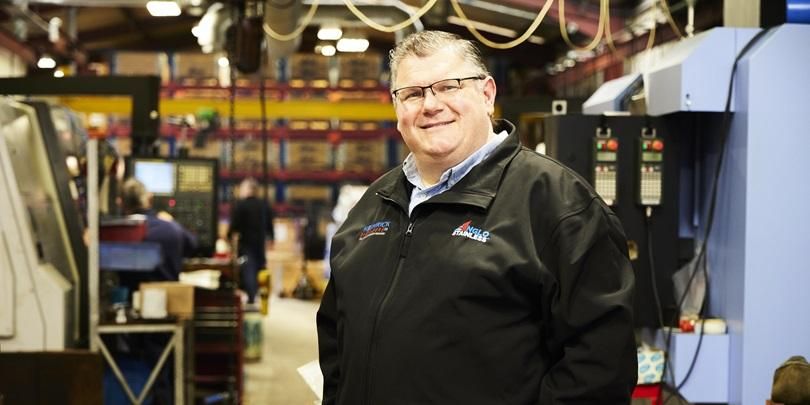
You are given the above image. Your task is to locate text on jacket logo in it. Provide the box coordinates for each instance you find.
[358,221,391,240]
[452,220,490,243]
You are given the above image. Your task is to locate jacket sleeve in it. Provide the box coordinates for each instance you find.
[317,278,341,404]
[538,198,637,404]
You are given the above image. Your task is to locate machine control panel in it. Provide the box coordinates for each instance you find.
[129,157,218,257]
[593,128,618,206]
[637,134,664,206]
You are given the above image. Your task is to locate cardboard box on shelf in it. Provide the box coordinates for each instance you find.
[173,52,218,83]
[114,52,170,82]
[139,281,195,320]
[285,184,333,205]
[186,138,221,159]
[232,138,279,172]
[289,54,330,82]
[284,140,332,171]
[335,139,387,172]
[338,53,382,86]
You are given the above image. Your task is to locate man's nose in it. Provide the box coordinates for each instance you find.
[421,87,443,111]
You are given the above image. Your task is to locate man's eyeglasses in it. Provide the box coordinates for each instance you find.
[392,75,485,105]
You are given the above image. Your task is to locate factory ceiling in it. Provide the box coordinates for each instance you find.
[0,0,723,87]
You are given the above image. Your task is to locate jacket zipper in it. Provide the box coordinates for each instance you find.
[364,219,414,405]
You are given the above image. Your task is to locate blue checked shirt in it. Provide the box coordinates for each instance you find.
[403,130,508,215]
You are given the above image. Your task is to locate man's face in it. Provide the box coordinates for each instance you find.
[393,50,496,171]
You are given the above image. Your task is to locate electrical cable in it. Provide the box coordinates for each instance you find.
[343,0,437,33]
[448,0,554,50]
[658,0,684,39]
[603,0,618,54]
[645,206,665,329]
[263,0,319,41]
[658,27,773,403]
[644,10,658,52]
[559,0,607,52]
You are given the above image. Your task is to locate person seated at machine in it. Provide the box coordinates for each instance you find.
[117,177,197,293]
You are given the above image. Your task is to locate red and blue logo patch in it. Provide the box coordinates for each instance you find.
[358,221,391,240]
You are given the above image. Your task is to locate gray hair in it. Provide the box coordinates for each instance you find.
[121,177,150,213]
[389,31,490,88]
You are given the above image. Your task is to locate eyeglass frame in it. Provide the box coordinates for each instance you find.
[391,75,487,104]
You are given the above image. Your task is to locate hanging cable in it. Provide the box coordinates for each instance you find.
[559,0,607,52]
[645,16,657,52]
[448,0,554,49]
[342,0,437,33]
[603,0,618,53]
[658,0,684,39]
[263,0,319,41]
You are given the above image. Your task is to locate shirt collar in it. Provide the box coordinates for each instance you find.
[402,129,509,193]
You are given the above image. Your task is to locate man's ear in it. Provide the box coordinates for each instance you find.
[482,77,497,116]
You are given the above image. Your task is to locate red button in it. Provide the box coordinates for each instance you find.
[652,140,664,151]
[607,139,619,151]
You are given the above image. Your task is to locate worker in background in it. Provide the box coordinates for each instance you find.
[228,177,275,306]
[117,177,197,405]
[317,31,637,404]
[119,177,197,291]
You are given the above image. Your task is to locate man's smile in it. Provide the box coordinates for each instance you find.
[419,120,454,130]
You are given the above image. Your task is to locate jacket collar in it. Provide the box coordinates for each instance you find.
[377,119,520,212]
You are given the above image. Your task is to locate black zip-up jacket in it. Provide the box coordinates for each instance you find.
[317,121,636,405]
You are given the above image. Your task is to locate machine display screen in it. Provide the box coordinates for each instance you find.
[133,161,176,195]
[596,151,617,162]
[642,152,663,162]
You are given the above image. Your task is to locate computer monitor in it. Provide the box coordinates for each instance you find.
[132,160,176,195]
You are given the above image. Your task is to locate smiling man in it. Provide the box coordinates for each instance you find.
[317,31,637,405]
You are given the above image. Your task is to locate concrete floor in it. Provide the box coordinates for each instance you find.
[243,296,322,405]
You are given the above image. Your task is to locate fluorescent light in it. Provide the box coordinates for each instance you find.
[447,15,544,45]
[146,1,181,17]
[318,26,343,41]
[321,44,336,57]
[37,56,56,69]
[336,38,369,53]
[218,56,229,67]
[53,69,65,78]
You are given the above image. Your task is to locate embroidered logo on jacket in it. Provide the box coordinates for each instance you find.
[358,221,391,240]
[451,220,490,243]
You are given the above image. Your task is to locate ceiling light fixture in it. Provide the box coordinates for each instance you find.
[336,38,369,53]
[446,15,545,45]
[37,55,56,69]
[321,44,336,57]
[54,69,65,78]
[317,26,343,41]
[146,1,181,17]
